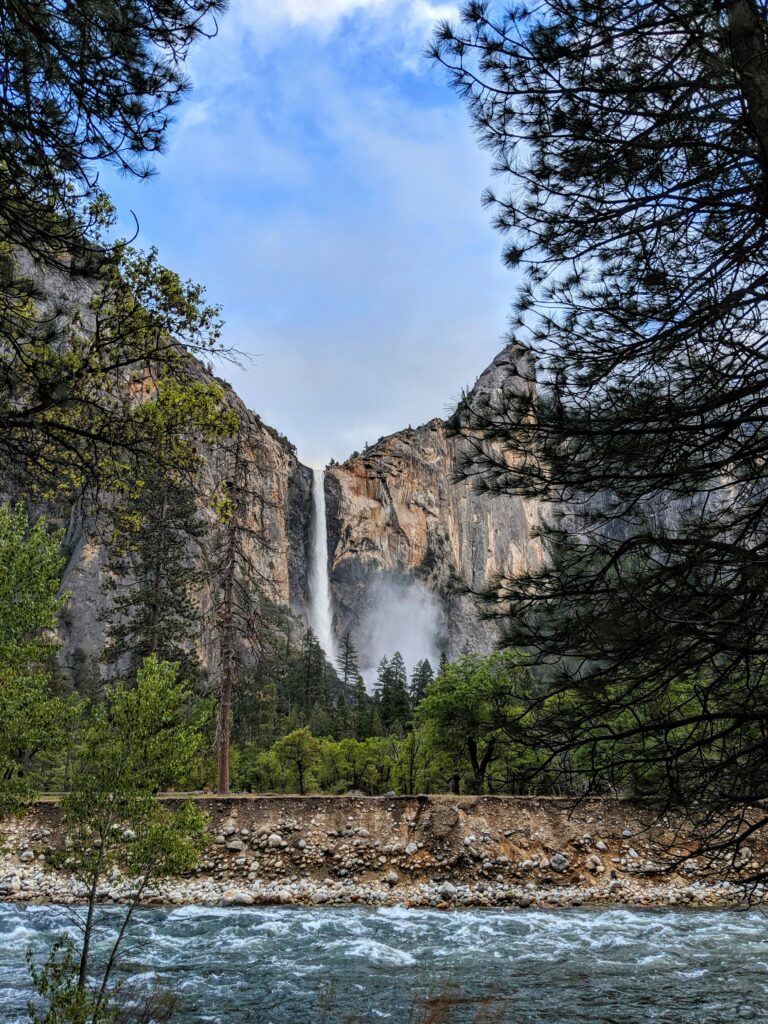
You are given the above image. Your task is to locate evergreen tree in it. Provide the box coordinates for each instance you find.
[0,0,228,495]
[433,0,768,844]
[0,505,69,812]
[374,657,390,702]
[350,675,372,740]
[208,424,280,794]
[380,651,410,734]
[410,659,435,707]
[336,632,360,689]
[102,464,205,682]
[1,0,225,264]
[301,629,327,709]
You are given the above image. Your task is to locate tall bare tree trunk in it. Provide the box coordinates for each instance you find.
[216,442,242,796]
[727,0,768,187]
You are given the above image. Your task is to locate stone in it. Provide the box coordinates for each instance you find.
[226,839,246,852]
[19,850,34,863]
[550,853,569,873]
[385,871,399,885]
[219,889,255,907]
[405,843,419,856]
[438,881,457,898]
[268,834,283,848]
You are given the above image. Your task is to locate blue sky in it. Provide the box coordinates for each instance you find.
[103,0,513,466]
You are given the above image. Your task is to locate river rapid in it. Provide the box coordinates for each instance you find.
[1,903,766,1023]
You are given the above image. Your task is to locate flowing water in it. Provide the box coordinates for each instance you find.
[308,467,336,664]
[2,903,767,1023]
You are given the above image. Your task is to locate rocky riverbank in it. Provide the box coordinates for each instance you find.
[1,795,765,910]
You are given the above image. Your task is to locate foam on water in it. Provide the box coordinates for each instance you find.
[2,903,768,1023]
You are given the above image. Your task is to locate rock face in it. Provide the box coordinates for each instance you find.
[326,345,542,659]
[58,378,315,677]
[52,341,542,676]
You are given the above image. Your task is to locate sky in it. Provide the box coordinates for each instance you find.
[102,0,514,467]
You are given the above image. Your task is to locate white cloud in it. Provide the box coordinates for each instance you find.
[105,0,508,467]
[224,0,458,41]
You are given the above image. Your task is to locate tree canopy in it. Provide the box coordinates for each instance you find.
[433,1,768,843]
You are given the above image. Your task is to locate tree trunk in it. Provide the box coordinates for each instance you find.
[216,444,242,796]
[726,0,768,188]
[78,845,104,989]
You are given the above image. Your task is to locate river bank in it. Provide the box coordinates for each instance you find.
[1,795,765,910]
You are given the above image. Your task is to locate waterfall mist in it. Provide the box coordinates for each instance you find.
[357,576,445,684]
[308,468,337,664]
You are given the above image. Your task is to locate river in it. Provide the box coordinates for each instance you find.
[2,903,766,1022]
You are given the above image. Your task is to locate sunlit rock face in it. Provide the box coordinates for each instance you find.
[326,345,543,663]
[52,341,542,680]
[58,376,315,680]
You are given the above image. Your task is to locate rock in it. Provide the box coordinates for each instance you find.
[385,871,399,885]
[405,843,419,856]
[438,881,457,898]
[19,850,34,863]
[550,853,569,873]
[219,889,255,907]
[311,891,328,904]
[226,839,246,852]
[268,834,283,848]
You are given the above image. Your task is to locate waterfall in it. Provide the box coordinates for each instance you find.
[308,468,337,663]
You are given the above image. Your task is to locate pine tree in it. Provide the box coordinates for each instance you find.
[336,633,360,690]
[380,651,410,734]
[102,465,205,682]
[350,675,371,740]
[433,1,768,844]
[301,629,327,709]
[209,424,280,795]
[0,2,228,494]
[410,659,435,707]
[374,657,390,703]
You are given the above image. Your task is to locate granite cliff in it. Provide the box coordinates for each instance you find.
[326,345,542,661]
[53,343,540,679]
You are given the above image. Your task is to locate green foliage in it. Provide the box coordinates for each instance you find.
[432,0,768,837]
[102,453,208,682]
[377,652,410,734]
[1,243,232,499]
[63,656,208,859]
[271,728,324,795]
[416,652,536,794]
[0,0,226,263]
[336,633,360,687]
[47,655,209,1016]
[27,938,117,1024]
[0,504,71,813]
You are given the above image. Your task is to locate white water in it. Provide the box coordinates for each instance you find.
[5,904,768,1022]
[308,468,337,663]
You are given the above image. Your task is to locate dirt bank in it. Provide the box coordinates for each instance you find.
[1,795,765,909]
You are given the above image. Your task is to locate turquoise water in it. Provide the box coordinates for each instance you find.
[1,902,767,1022]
